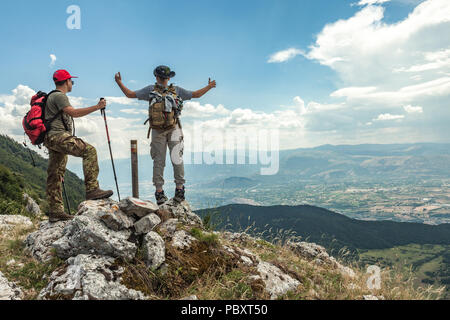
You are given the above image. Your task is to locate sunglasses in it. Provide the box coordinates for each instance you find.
[70,79,75,85]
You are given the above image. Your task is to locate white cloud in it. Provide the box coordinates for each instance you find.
[49,54,57,67]
[183,101,231,118]
[306,0,450,86]
[330,77,450,104]
[120,108,147,115]
[104,96,139,106]
[403,104,423,113]
[268,48,304,63]
[374,113,405,121]
[357,0,391,6]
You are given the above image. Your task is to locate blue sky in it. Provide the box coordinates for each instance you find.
[1,0,449,162]
[0,0,420,108]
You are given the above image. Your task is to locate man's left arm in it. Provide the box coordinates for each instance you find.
[192,78,216,99]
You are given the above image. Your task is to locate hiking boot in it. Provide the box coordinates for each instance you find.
[86,188,114,201]
[174,186,185,203]
[155,190,168,205]
[48,212,73,223]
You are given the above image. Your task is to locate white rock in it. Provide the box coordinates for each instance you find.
[288,241,329,260]
[134,214,161,235]
[257,261,300,300]
[171,230,197,250]
[52,215,136,261]
[0,271,23,300]
[363,294,385,300]
[240,256,253,266]
[142,231,165,269]
[289,241,356,279]
[180,295,198,300]
[38,254,147,300]
[25,220,69,262]
[158,218,179,238]
[159,199,203,226]
[23,193,41,216]
[6,259,16,266]
[119,197,159,218]
[78,199,135,231]
[0,215,33,231]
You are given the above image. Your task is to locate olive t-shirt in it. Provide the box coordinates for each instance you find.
[45,91,73,137]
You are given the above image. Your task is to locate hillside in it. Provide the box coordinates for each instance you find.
[0,198,441,300]
[195,203,450,298]
[0,135,85,213]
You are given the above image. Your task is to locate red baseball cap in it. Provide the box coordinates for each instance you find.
[53,69,78,82]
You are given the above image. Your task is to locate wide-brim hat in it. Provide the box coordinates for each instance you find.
[154,65,176,79]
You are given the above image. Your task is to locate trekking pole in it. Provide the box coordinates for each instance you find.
[23,141,36,167]
[100,98,121,201]
[62,178,71,214]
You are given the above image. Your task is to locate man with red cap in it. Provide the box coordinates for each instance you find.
[44,69,113,222]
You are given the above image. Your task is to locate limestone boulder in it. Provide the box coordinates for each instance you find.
[52,215,136,261]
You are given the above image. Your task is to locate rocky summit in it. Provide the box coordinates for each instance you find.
[20,197,361,300]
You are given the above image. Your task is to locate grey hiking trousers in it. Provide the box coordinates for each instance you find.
[150,123,185,190]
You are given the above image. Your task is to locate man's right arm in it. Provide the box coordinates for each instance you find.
[63,99,106,118]
[115,72,137,98]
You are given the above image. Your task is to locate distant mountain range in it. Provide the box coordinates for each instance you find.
[90,142,450,188]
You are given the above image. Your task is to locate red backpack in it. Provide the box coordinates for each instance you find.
[22,90,63,145]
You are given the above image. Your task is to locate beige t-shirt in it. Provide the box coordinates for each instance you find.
[45,91,73,137]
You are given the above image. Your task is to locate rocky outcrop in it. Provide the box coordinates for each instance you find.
[25,197,185,299]
[38,254,147,300]
[23,196,358,300]
[0,271,23,300]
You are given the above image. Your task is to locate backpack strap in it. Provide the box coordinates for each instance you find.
[44,90,70,133]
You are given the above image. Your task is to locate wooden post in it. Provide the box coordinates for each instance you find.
[131,140,139,199]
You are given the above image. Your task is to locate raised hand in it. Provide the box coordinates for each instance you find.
[115,72,122,83]
[208,78,216,89]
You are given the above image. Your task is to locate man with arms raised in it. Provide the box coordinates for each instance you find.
[115,66,216,205]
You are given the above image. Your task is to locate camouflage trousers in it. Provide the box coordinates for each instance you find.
[44,132,100,213]
[150,123,185,190]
